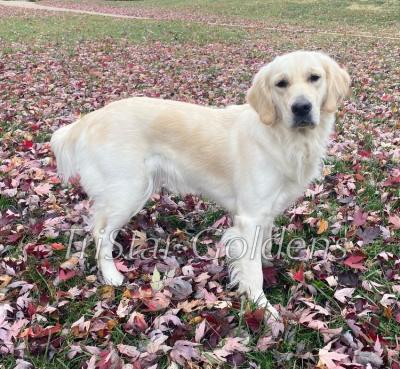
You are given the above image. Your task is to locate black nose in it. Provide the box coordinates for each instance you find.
[291,101,312,116]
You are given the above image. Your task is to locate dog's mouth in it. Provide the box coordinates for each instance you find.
[292,115,315,129]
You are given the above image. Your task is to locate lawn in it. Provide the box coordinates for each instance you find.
[0,1,399,369]
[40,0,400,36]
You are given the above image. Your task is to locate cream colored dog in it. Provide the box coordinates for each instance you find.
[51,51,350,319]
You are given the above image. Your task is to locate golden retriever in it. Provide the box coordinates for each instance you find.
[51,50,350,320]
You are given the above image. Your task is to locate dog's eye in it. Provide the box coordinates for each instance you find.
[276,79,288,88]
[309,74,321,82]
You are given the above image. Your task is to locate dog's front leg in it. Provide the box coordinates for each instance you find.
[222,215,280,320]
[261,224,274,266]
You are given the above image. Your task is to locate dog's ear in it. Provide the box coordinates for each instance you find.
[247,66,275,125]
[321,54,351,113]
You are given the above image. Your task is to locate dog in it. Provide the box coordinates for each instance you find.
[51,50,350,320]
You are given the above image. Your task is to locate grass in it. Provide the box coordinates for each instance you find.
[0,14,245,45]
[55,0,400,35]
[0,194,17,212]
[2,1,398,48]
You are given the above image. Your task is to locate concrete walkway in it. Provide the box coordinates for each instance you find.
[1,0,399,41]
[0,0,152,19]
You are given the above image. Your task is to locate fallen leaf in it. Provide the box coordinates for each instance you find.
[343,254,367,270]
[293,265,305,283]
[0,275,12,288]
[353,208,368,227]
[389,215,400,229]
[317,219,329,234]
[334,288,355,303]
[60,256,79,270]
[169,340,200,365]
[318,347,348,369]
[100,285,115,300]
[244,308,264,332]
[194,319,206,343]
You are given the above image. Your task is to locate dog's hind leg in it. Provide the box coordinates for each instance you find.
[91,175,153,286]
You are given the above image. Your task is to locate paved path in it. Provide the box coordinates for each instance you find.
[1,0,399,41]
[0,0,152,19]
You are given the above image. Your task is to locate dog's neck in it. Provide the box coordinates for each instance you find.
[257,111,335,185]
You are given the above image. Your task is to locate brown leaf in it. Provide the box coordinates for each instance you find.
[100,285,115,300]
[317,219,329,234]
[60,256,79,270]
[106,319,118,331]
[0,275,12,289]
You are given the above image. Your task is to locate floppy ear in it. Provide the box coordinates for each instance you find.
[246,66,275,125]
[321,54,351,113]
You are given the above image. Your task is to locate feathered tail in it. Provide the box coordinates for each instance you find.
[50,122,78,183]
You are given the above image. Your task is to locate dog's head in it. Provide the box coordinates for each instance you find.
[247,51,350,129]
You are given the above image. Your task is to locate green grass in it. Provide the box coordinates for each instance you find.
[0,194,18,212]
[247,351,276,369]
[73,0,400,34]
[357,182,384,212]
[158,214,187,229]
[0,14,245,45]
[200,208,226,227]
[2,1,397,48]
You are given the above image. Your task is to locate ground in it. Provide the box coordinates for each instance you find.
[0,1,399,369]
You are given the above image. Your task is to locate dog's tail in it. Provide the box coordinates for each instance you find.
[50,121,79,183]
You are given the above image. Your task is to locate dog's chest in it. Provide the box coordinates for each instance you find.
[284,138,323,186]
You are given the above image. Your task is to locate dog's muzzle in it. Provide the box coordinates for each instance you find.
[291,97,315,128]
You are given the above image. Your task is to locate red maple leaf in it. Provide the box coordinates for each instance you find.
[20,323,62,339]
[358,149,371,158]
[21,139,33,150]
[58,269,77,281]
[382,175,400,187]
[293,265,305,283]
[51,242,65,250]
[244,308,265,332]
[343,254,367,270]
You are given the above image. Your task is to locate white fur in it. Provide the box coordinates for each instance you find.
[51,51,350,320]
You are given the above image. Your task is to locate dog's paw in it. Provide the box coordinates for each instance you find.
[261,257,274,267]
[102,268,125,286]
[244,289,281,322]
[265,304,281,322]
